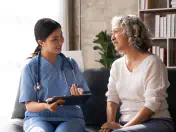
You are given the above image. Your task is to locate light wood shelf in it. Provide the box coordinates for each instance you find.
[151,37,176,40]
[139,8,176,13]
[138,0,176,68]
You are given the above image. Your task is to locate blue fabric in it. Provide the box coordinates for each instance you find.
[19,53,89,122]
[23,118,85,132]
[112,118,175,132]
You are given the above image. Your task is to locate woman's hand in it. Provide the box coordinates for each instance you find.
[45,98,65,112]
[70,84,84,95]
[98,128,111,132]
[99,122,123,132]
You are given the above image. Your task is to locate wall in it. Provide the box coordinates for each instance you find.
[73,0,138,69]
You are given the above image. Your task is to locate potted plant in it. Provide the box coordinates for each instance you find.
[93,30,120,68]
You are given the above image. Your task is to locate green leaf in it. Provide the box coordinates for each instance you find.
[99,59,106,67]
[93,46,104,52]
[93,30,120,68]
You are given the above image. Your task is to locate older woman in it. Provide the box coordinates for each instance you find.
[99,15,175,132]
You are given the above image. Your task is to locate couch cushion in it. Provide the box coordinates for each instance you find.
[11,79,26,119]
[81,68,110,125]
[167,68,176,126]
[5,119,23,132]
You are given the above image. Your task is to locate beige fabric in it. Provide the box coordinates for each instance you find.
[106,54,171,122]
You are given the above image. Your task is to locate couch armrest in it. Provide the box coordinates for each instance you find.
[4,118,23,132]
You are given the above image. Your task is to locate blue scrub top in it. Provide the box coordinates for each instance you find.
[19,53,90,121]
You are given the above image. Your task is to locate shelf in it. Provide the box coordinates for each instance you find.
[138,0,176,67]
[150,37,176,40]
[168,37,176,39]
[150,37,167,40]
[167,67,176,69]
[139,8,176,13]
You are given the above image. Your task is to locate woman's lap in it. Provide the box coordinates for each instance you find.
[112,118,175,132]
[24,118,85,132]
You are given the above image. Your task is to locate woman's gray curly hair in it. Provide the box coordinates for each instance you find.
[111,15,151,52]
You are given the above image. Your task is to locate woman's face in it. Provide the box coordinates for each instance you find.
[111,28,129,52]
[41,27,64,54]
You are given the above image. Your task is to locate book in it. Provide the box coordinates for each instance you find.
[155,15,160,38]
[145,0,151,9]
[160,48,164,63]
[172,5,176,7]
[141,0,145,10]
[171,14,175,37]
[169,41,173,66]
[160,17,164,38]
[164,17,167,37]
[173,43,176,66]
[164,48,167,65]
[152,46,156,54]
[175,14,176,37]
[168,0,170,8]
[167,14,171,37]
[156,46,160,57]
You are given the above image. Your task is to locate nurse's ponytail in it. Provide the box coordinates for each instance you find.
[31,45,41,58]
[28,18,61,58]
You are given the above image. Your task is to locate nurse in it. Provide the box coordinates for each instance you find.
[19,18,90,132]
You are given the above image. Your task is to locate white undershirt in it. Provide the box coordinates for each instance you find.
[106,54,171,122]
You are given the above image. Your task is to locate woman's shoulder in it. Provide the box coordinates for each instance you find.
[112,56,124,67]
[145,54,164,65]
[143,54,167,72]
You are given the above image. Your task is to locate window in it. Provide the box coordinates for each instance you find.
[0,0,67,125]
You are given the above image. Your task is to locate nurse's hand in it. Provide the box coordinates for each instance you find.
[45,98,65,112]
[70,84,84,95]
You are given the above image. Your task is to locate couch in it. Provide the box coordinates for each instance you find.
[5,68,176,132]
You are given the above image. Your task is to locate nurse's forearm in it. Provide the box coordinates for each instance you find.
[107,101,118,122]
[25,102,48,112]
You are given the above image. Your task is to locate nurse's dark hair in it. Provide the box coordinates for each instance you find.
[30,18,61,58]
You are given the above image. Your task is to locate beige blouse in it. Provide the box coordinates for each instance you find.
[106,54,171,122]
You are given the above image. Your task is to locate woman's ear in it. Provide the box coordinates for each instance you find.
[37,40,44,47]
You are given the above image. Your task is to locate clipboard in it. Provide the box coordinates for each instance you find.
[48,93,92,105]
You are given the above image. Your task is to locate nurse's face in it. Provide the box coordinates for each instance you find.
[41,27,64,54]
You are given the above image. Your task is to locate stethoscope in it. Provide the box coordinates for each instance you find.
[34,51,78,102]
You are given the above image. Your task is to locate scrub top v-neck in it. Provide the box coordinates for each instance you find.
[19,54,89,121]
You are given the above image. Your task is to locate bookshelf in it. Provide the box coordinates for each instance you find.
[138,0,176,68]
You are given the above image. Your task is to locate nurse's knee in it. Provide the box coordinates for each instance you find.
[30,127,45,132]
[29,125,54,132]
[25,121,54,132]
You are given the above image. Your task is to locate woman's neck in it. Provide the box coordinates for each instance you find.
[124,48,142,62]
[41,50,57,64]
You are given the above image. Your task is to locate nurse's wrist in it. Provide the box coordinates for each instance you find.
[43,103,49,110]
